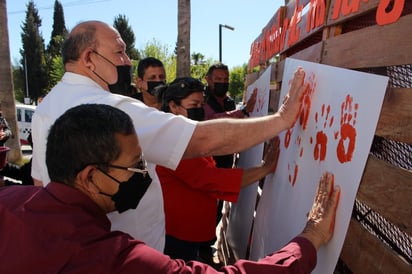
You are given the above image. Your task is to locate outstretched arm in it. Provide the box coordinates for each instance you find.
[183,67,306,159]
[240,137,280,188]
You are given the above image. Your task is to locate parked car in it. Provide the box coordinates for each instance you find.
[16,104,36,145]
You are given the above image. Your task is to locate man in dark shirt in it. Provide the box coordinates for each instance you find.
[0,104,340,273]
[135,57,167,109]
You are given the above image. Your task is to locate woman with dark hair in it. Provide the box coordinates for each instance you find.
[156,77,280,266]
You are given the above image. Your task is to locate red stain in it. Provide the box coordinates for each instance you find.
[299,84,314,130]
[336,94,358,163]
[284,128,292,148]
[297,136,304,157]
[337,124,356,163]
[288,163,299,187]
[256,90,265,113]
[312,103,334,162]
[314,131,328,161]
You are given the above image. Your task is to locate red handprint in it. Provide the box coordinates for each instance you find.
[310,104,334,162]
[335,94,358,163]
[255,89,266,113]
[299,73,316,130]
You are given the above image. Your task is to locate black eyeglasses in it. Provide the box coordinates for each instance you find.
[107,154,148,177]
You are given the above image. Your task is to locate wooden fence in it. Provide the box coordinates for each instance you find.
[218,1,412,273]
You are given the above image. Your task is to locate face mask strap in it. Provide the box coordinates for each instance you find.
[92,70,110,85]
[91,49,117,67]
[96,167,121,185]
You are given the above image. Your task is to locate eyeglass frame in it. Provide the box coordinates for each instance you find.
[99,153,148,177]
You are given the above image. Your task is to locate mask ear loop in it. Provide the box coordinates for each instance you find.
[89,50,116,86]
[96,167,121,185]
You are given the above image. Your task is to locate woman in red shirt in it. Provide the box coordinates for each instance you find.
[155,77,280,264]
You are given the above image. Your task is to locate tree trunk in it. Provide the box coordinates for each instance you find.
[0,0,23,163]
[176,0,191,77]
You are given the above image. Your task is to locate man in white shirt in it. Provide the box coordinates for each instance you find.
[32,20,306,252]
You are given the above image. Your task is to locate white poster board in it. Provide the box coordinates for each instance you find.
[249,58,388,274]
[226,65,272,259]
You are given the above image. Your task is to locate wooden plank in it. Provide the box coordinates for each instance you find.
[275,59,286,83]
[327,0,380,25]
[269,89,281,114]
[340,219,412,273]
[358,155,412,235]
[376,88,412,144]
[282,0,326,53]
[245,72,259,87]
[289,40,323,63]
[322,14,412,68]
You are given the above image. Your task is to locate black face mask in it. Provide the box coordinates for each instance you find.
[213,82,229,97]
[147,81,166,95]
[186,107,205,121]
[98,170,152,213]
[91,50,132,95]
[108,65,133,95]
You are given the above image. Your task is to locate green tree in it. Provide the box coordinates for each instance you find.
[190,53,213,82]
[47,0,67,58]
[12,66,25,103]
[191,52,204,65]
[49,56,64,86]
[229,64,247,103]
[140,39,176,82]
[20,1,48,103]
[113,14,139,60]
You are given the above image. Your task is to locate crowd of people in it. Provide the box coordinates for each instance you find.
[0,20,341,273]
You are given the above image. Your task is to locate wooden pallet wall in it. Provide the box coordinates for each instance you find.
[219,1,412,273]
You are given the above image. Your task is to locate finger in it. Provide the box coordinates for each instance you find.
[314,172,330,208]
[289,67,305,96]
[331,185,341,211]
[328,173,335,198]
[328,186,341,232]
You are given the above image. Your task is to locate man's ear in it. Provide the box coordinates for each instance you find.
[136,76,144,89]
[81,48,95,71]
[77,165,99,194]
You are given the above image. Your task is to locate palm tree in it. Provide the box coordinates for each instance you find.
[0,0,23,163]
[176,0,191,77]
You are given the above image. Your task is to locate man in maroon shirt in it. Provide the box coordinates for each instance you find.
[0,104,340,273]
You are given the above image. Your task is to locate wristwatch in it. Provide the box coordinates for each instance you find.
[241,106,250,117]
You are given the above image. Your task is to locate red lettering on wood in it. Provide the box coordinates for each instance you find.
[331,0,366,19]
[307,0,326,33]
[288,0,303,47]
[341,0,361,15]
[376,0,405,25]
[280,18,289,52]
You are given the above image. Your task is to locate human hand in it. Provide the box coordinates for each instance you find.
[244,88,257,113]
[262,137,280,173]
[300,172,341,250]
[277,67,306,128]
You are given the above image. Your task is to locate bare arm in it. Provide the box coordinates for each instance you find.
[183,67,306,159]
[240,137,280,188]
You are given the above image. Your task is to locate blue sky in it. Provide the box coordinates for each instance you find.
[6,0,283,69]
